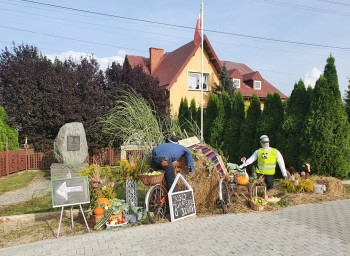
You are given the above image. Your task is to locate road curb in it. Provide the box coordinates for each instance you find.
[0,209,80,223]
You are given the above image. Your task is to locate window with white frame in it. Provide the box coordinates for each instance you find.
[232,78,240,88]
[254,80,261,90]
[188,72,209,91]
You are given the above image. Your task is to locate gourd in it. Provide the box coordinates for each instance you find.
[94,208,113,230]
[97,197,110,207]
[93,206,105,216]
[237,175,249,185]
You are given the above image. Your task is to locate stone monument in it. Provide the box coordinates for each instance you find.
[51,122,89,179]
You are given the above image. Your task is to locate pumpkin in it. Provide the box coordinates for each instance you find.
[93,206,105,216]
[237,175,249,185]
[97,197,110,207]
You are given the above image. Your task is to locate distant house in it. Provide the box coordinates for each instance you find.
[124,35,286,116]
[222,61,287,107]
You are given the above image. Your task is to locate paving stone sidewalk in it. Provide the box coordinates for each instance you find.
[1,199,350,256]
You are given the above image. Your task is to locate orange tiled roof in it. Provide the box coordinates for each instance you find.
[124,55,150,75]
[222,61,287,100]
[125,35,221,90]
[124,36,286,100]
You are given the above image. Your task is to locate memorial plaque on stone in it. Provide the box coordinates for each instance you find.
[67,135,80,151]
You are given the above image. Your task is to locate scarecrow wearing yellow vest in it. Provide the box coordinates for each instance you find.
[239,135,287,190]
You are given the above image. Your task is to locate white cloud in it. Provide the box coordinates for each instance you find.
[303,67,322,88]
[45,50,127,70]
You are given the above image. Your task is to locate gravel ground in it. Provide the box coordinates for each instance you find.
[0,171,51,207]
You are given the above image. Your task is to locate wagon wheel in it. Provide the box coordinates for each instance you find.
[218,178,230,214]
[145,184,168,224]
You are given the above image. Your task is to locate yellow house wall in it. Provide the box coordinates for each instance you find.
[169,46,220,117]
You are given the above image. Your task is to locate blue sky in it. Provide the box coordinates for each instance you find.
[1,0,350,97]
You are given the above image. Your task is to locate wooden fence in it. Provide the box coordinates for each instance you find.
[0,145,122,177]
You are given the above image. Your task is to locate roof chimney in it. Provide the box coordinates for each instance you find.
[149,47,164,74]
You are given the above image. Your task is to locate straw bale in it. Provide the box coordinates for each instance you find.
[178,154,221,212]
[312,176,344,195]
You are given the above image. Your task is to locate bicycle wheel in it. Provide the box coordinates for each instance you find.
[218,178,230,214]
[145,184,168,224]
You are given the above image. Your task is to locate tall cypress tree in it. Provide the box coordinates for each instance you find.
[178,97,190,134]
[277,80,310,168]
[203,94,220,143]
[344,79,350,122]
[209,98,224,148]
[256,93,283,146]
[224,92,245,162]
[239,94,261,158]
[304,55,350,177]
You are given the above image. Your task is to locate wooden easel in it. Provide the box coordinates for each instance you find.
[57,204,90,238]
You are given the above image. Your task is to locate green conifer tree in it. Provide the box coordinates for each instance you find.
[304,56,350,177]
[344,78,350,122]
[256,93,283,146]
[239,94,261,158]
[178,97,190,134]
[204,94,220,143]
[224,92,245,162]
[277,80,310,168]
[212,65,235,99]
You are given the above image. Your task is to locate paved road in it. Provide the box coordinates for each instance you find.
[1,199,350,256]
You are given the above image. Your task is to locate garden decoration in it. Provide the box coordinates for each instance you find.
[192,144,227,175]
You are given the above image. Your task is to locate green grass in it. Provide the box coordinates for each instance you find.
[0,192,56,217]
[0,170,41,195]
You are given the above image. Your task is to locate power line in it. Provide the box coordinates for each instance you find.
[316,0,350,7]
[0,25,147,53]
[252,0,350,16]
[17,0,350,51]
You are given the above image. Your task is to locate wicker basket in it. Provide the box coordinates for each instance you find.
[139,172,164,186]
[249,198,265,211]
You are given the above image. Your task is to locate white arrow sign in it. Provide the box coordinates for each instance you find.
[56,181,83,200]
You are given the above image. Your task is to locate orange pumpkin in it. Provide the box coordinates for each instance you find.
[97,197,110,207]
[237,175,249,185]
[93,206,104,216]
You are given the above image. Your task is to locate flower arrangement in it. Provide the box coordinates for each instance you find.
[117,156,150,181]
[78,164,117,208]
[280,173,315,193]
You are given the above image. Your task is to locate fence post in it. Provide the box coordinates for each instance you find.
[6,143,9,176]
[109,144,114,166]
[25,137,28,170]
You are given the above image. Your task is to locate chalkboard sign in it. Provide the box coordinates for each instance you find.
[51,176,90,208]
[168,174,196,222]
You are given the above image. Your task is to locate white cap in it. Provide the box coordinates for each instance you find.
[260,135,269,143]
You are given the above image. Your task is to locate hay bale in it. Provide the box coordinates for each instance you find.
[313,176,344,195]
[178,154,221,212]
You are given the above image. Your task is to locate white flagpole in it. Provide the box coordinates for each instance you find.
[200,2,204,142]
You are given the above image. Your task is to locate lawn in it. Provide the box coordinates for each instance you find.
[0,170,39,195]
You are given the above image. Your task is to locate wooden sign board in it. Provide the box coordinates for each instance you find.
[178,136,200,148]
[51,176,90,208]
[168,174,196,222]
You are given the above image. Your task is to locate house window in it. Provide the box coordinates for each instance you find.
[188,72,209,91]
[232,78,240,88]
[254,80,261,90]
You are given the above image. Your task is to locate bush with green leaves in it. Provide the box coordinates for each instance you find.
[0,106,19,151]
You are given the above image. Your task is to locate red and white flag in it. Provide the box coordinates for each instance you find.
[194,13,202,46]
